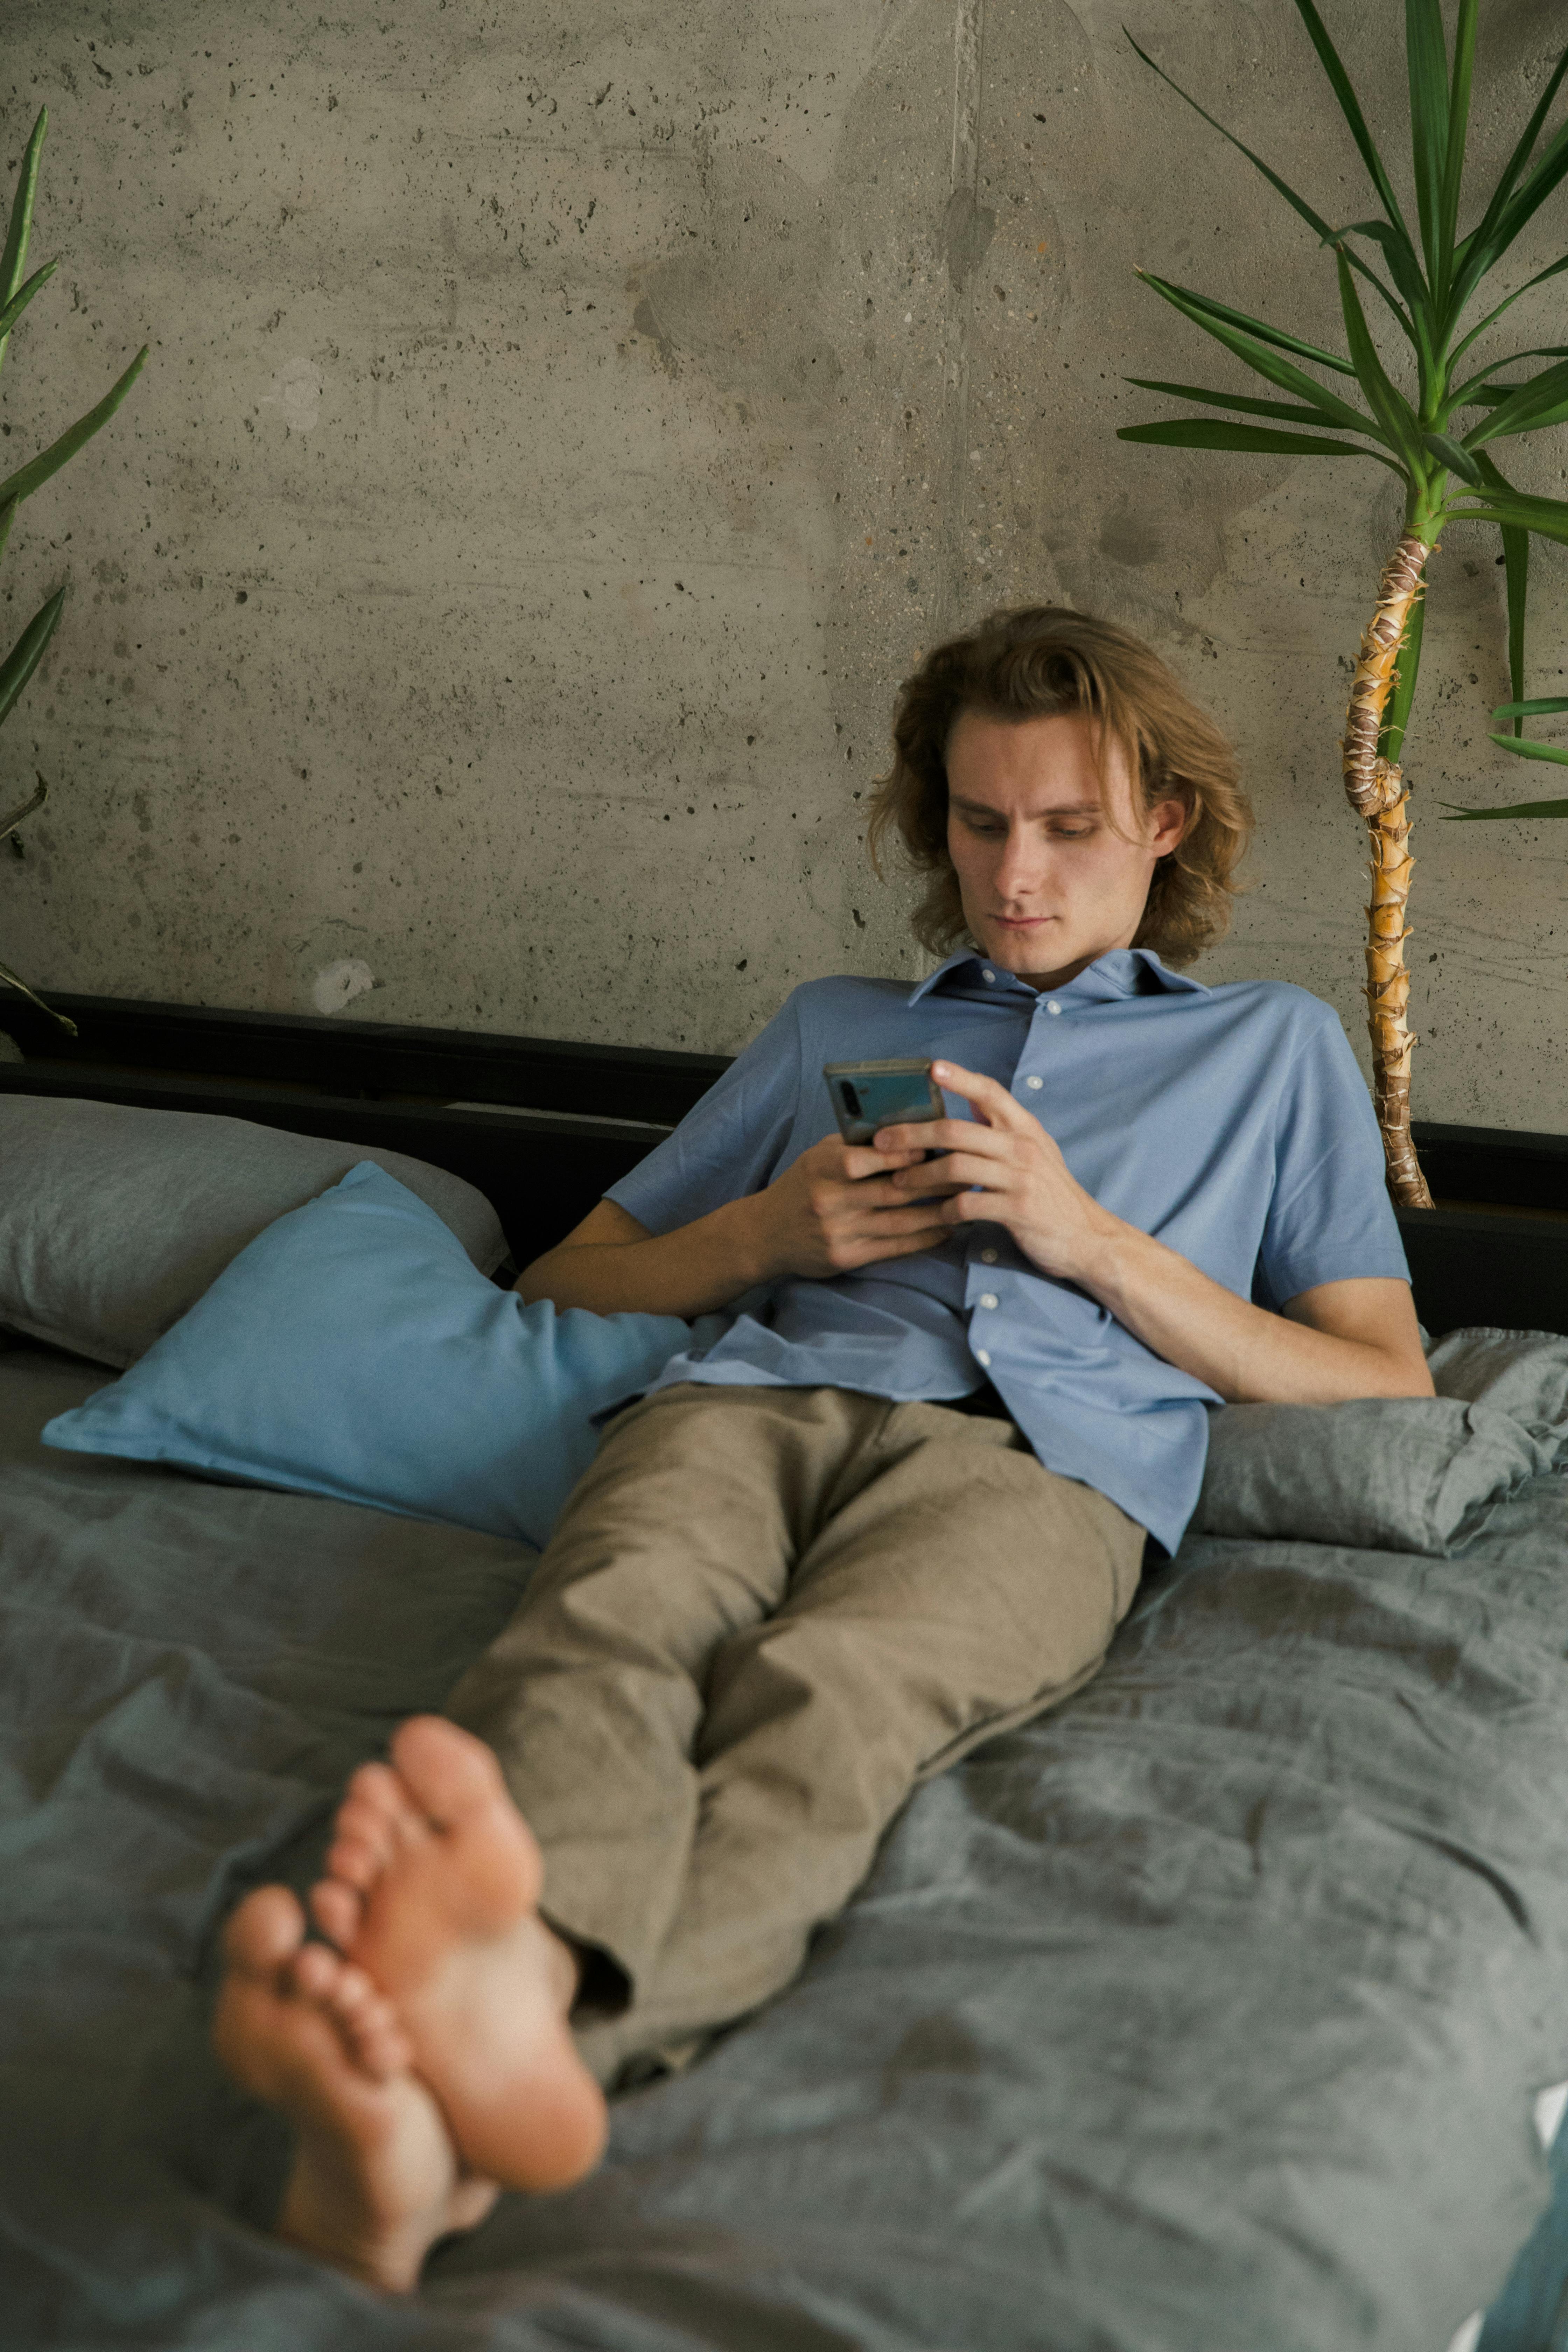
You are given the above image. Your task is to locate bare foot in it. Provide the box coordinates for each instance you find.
[310,1715,608,2193]
[212,1883,499,2291]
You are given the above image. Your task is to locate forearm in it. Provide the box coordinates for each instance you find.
[518,1193,772,1318]
[1077,1222,1431,1404]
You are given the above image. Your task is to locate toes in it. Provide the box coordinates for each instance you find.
[326,1829,388,1895]
[291,1939,342,2002]
[341,1762,407,1841]
[351,2012,416,2082]
[329,1962,379,2022]
[391,1716,510,1831]
[330,1790,402,1876]
[346,1758,428,1853]
[285,1944,416,2081]
[223,1884,308,1979]
[310,1876,364,1951]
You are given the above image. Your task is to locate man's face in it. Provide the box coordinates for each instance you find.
[944,707,1187,992]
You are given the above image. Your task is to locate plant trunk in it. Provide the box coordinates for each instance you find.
[1342,530,1434,1212]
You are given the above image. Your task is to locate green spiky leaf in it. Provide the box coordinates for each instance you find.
[1473,451,1529,729]
[1287,0,1413,243]
[1450,41,1568,315]
[1405,0,1450,292]
[1423,429,1482,483]
[1458,43,1568,258]
[1439,0,1480,290]
[0,259,56,350]
[1449,260,1568,378]
[1135,272,1381,432]
[1468,355,1568,445]
[1486,734,1568,766]
[1125,30,1415,330]
[1133,272,1358,376]
[0,106,46,382]
[0,344,148,514]
[1124,377,1359,428]
[1493,697,1568,719]
[1320,218,1424,328]
[1452,105,1568,317]
[1449,489,1568,547]
[1444,787,1568,817]
[0,587,65,732]
[1118,419,1383,460]
[1334,248,1425,472]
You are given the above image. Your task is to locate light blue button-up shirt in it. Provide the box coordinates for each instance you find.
[605,948,1410,1553]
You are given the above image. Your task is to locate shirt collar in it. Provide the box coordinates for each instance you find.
[906,945,1209,1008]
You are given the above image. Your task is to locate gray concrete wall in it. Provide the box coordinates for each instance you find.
[0,0,1564,1130]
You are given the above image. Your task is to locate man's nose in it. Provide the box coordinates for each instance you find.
[995,828,1046,900]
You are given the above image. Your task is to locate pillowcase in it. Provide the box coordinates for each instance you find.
[1425,1325,1568,1450]
[41,1162,709,1550]
[0,1094,507,1368]
[1194,1395,1556,1556]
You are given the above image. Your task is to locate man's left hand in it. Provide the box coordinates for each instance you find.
[879,1059,1122,1284]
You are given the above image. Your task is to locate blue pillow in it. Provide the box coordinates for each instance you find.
[42,1162,707,1549]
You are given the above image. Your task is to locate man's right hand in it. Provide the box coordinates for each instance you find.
[748,1134,949,1281]
[518,1138,948,1321]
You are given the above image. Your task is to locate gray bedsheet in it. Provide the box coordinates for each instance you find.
[4,1333,1567,2352]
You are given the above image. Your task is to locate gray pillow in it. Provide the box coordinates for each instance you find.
[1425,1325,1568,1447]
[0,1094,507,1369]
[1195,1396,1556,1556]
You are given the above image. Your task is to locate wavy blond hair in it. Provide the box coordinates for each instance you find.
[867,606,1253,965]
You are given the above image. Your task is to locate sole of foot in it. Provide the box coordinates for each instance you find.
[311,1715,608,2195]
[212,1883,499,2292]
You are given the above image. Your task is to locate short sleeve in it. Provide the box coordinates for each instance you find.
[1253,1009,1412,1310]
[604,995,804,1236]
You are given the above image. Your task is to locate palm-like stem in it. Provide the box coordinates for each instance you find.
[1121,1,1568,1206]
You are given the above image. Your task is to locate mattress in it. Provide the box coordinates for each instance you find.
[4,1332,1568,2351]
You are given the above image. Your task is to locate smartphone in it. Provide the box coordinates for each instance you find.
[823,1056,946,1148]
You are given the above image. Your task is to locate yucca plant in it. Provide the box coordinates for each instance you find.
[1120,2,1568,1209]
[0,105,146,1039]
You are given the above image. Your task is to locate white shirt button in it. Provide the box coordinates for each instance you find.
[1025,1073,1043,1090]
[978,1292,999,1311]
[982,967,996,983]
[1046,999,1062,1016]
[975,1348,992,1367]
[979,1247,998,1264]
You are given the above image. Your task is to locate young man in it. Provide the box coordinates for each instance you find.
[214,607,1433,2289]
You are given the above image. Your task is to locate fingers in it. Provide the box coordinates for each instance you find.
[835,1225,946,1267]
[840,1143,928,1180]
[931,1060,1035,1130]
[878,1117,1006,1159]
[907,1154,1006,1195]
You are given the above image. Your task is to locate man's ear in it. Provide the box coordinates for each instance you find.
[1149,794,1188,856]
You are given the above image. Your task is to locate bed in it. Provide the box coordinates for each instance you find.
[6,1282,1568,2349]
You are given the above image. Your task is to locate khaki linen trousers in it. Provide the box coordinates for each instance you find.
[445,1381,1144,2083]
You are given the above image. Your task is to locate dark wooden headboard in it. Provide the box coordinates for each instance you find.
[2,991,1565,1332]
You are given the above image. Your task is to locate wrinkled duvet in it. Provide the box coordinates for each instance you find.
[4,1333,1568,2352]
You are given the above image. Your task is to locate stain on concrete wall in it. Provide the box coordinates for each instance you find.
[0,0,1563,1131]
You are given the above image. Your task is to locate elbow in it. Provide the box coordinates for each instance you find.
[1372,1351,1436,1401]
[513,1252,560,1307]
